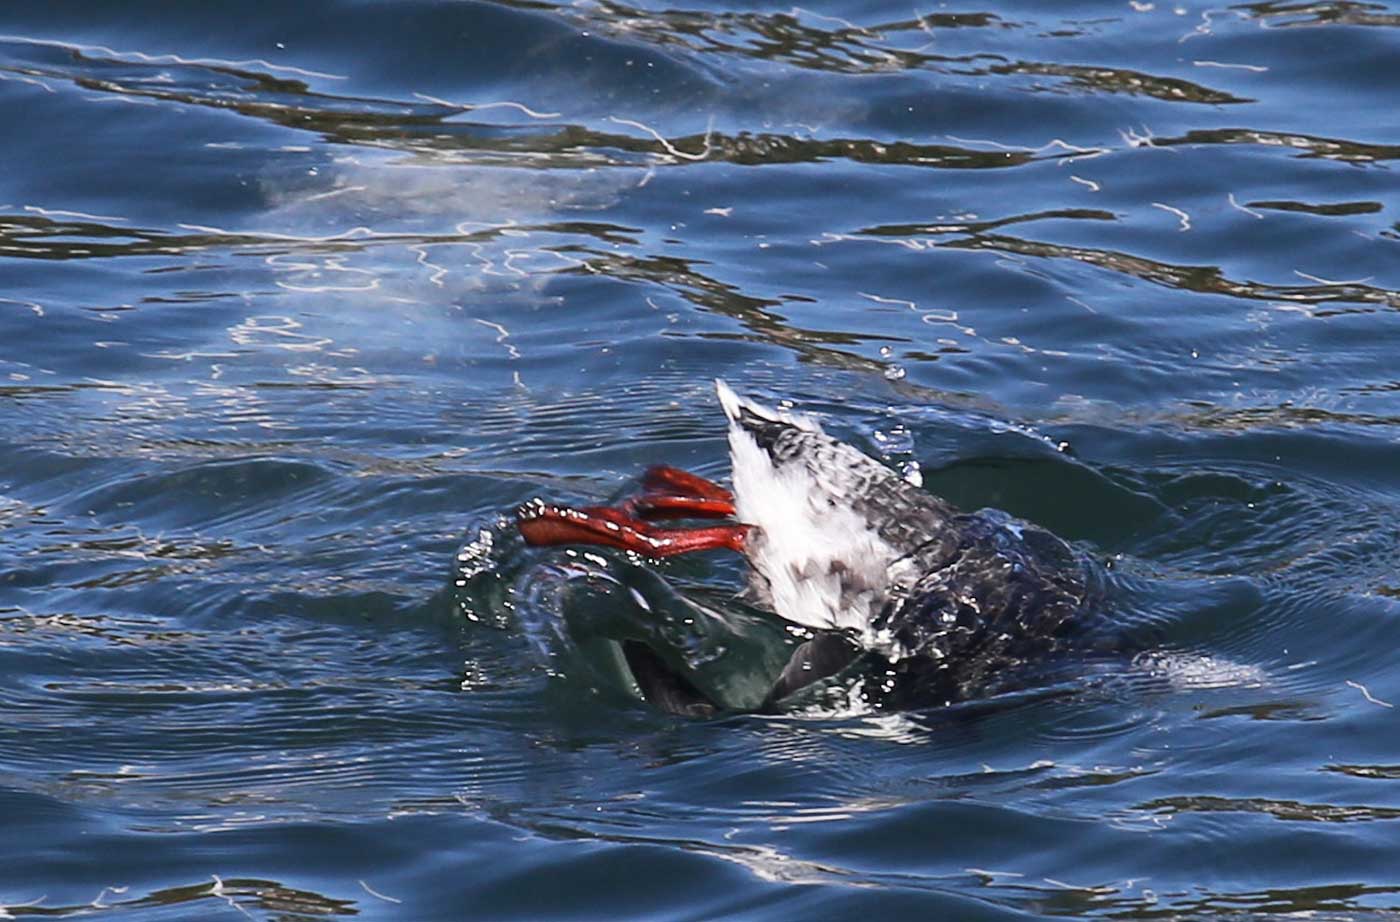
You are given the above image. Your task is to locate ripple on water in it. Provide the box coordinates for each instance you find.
[4,0,1400,914]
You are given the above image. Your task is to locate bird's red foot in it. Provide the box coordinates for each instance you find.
[641,465,734,503]
[623,465,736,520]
[517,466,747,558]
[517,501,748,557]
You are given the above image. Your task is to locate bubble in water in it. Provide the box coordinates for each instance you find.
[872,423,921,485]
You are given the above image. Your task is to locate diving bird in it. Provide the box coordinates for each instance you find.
[517,381,1091,712]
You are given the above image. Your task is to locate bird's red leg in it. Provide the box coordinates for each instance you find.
[518,501,748,557]
[627,494,736,520]
[626,465,736,520]
[518,465,747,555]
[641,465,733,502]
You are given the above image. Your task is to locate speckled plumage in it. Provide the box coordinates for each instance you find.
[718,381,1091,704]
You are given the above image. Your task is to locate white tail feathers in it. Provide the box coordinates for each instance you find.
[714,379,817,431]
[718,380,897,635]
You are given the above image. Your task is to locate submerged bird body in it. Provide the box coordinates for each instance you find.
[517,382,1092,711]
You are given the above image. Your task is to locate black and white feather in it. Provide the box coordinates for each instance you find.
[716,380,1089,684]
[717,381,958,649]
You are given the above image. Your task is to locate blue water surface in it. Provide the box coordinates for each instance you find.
[3,0,1400,918]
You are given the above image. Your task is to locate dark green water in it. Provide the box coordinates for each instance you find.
[3,1,1400,918]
